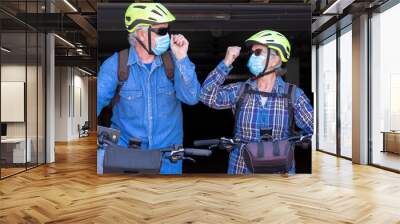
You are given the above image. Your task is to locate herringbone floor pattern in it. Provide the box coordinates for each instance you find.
[1,135,400,224]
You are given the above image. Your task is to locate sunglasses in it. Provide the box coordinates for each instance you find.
[251,48,264,56]
[149,27,170,36]
[242,48,263,57]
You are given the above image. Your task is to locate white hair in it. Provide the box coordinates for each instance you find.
[128,25,148,46]
[266,48,285,75]
[269,48,279,59]
[268,48,282,67]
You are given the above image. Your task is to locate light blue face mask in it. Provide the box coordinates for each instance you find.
[247,53,267,76]
[151,33,170,55]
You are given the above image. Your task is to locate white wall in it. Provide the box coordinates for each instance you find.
[1,66,26,128]
[54,67,89,141]
[71,71,89,139]
[1,65,37,138]
[1,63,46,164]
[1,82,25,122]
[55,66,68,141]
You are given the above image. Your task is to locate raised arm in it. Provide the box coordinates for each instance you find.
[200,46,243,109]
[170,34,200,105]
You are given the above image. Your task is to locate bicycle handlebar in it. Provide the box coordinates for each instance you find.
[193,139,220,147]
[184,148,212,157]
[100,141,213,159]
[193,134,313,149]
[160,147,212,157]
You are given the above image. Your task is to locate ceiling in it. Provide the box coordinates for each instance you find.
[0,0,97,72]
[1,0,389,74]
[98,3,311,74]
[1,0,314,74]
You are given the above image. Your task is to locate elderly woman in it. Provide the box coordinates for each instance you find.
[200,30,314,174]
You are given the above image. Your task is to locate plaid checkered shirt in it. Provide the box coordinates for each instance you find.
[200,61,314,174]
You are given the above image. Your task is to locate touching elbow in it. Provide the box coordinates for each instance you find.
[186,96,199,105]
[199,92,213,108]
[183,90,200,105]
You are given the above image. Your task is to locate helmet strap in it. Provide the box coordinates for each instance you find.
[147,29,155,55]
[252,48,272,80]
[134,28,155,55]
[252,49,283,80]
[251,69,277,80]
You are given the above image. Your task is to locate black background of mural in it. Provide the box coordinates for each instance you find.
[97,3,312,173]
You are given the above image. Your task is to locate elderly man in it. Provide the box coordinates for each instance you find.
[97,3,200,174]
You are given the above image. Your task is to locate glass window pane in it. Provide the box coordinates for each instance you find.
[371,3,400,171]
[317,36,337,154]
[1,0,46,179]
[1,30,28,177]
[38,32,45,165]
[27,31,38,169]
[339,29,352,158]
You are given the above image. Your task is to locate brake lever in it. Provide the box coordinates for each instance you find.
[167,154,196,163]
[170,146,184,156]
[218,137,237,152]
[208,144,219,150]
[163,145,181,163]
[168,154,182,163]
[183,157,196,163]
[220,137,235,145]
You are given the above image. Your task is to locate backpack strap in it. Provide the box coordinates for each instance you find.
[108,48,130,109]
[233,83,250,134]
[234,83,249,114]
[161,51,175,81]
[287,83,297,136]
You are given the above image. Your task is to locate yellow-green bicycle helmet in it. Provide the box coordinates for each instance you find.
[246,30,291,63]
[125,3,176,33]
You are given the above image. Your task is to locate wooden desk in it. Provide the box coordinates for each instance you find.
[381,131,400,154]
[1,138,32,163]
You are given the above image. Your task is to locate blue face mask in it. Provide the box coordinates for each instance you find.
[247,53,267,76]
[151,34,170,55]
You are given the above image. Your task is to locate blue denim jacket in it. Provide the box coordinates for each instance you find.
[97,47,200,174]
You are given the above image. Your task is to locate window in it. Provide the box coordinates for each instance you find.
[370,2,400,171]
[0,0,47,179]
[339,27,352,158]
[317,36,337,154]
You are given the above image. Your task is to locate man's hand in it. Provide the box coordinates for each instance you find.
[170,34,189,60]
[223,46,241,67]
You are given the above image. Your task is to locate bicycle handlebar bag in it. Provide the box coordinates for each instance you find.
[103,143,162,174]
[242,139,295,174]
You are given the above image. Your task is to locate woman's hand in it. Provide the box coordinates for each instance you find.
[223,46,241,67]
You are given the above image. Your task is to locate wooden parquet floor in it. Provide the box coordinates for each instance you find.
[1,135,400,224]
